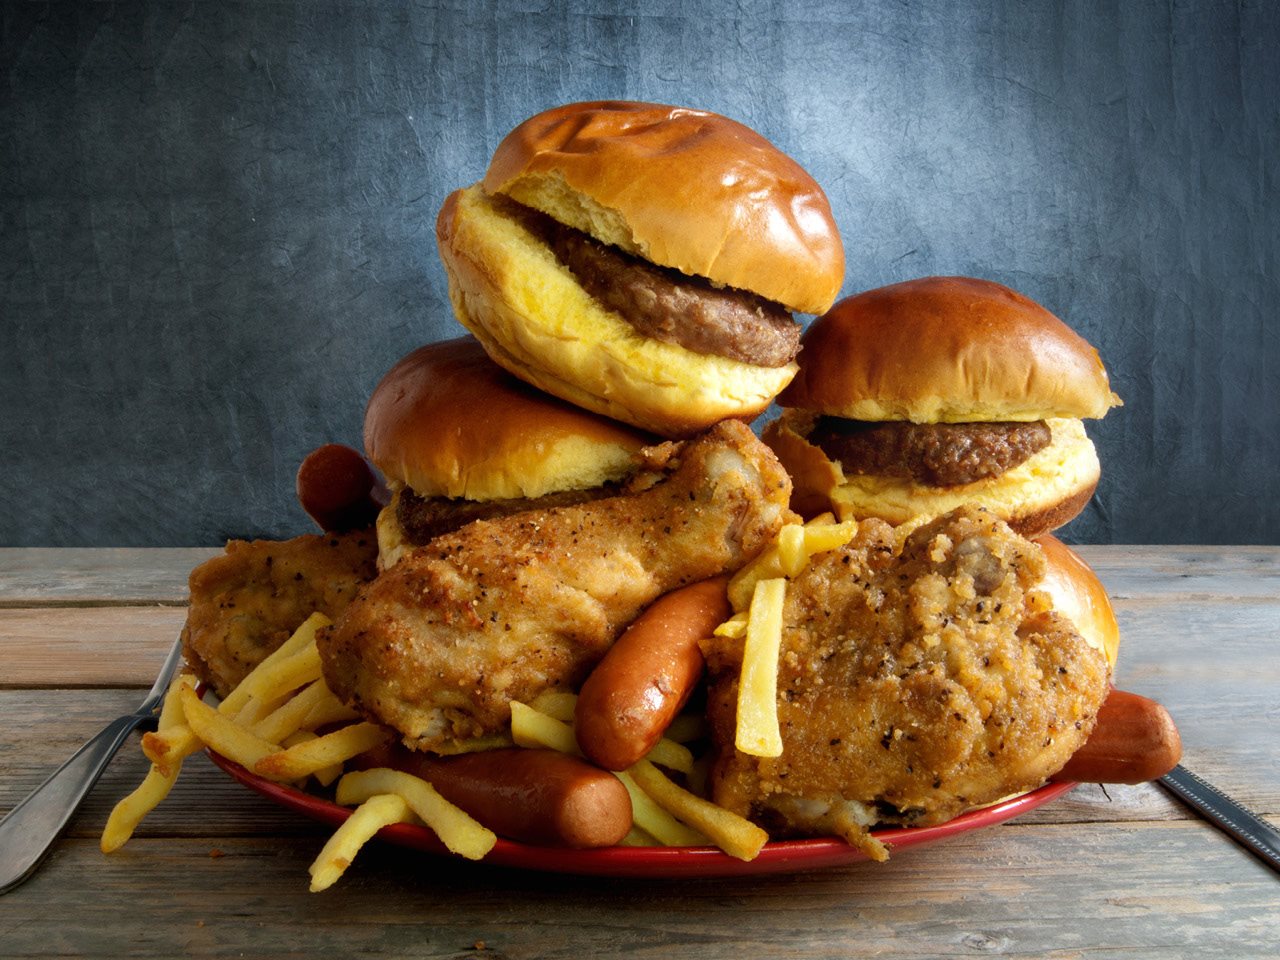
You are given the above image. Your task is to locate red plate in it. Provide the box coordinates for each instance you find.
[208,750,1077,878]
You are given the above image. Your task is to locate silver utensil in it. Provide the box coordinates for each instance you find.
[0,635,186,895]
[1160,764,1280,875]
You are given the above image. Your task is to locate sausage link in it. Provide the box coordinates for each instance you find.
[357,744,632,848]
[1052,688,1182,784]
[296,444,383,532]
[575,577,730,771]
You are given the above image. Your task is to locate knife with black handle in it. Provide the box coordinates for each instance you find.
[1160,765,1280,875]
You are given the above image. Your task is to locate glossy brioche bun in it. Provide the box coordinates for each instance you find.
[483,100,844,315]
[762,411,1100,539]
[363,337,654,503]
[780,276,1122,423]
[437,185,798,437]
[1035,534,1121,668]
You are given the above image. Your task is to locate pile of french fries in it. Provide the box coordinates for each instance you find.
[104,515,852,894]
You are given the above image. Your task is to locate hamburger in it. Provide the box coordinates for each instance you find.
[364,336,657,568]
[435,100,845,437]
[763,276,1121,536]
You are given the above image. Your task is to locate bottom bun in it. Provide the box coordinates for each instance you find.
[437,184,796,437]
[1035,534,1121,668]
[763,412,1100,538]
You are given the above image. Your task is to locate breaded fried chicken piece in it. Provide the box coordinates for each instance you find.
[704,505,1110,859]
[182,529,379,698]
[320,420,792,752]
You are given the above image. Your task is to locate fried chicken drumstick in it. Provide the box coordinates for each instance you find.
[319,420,793,752]
[704,505,1111,860]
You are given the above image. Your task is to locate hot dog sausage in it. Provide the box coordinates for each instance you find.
[575,577,730,771]
[296,443,383,532]
[1051,688,1182,784]
[356,744,632,848]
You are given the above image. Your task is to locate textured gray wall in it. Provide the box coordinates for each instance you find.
[3,1,1277,546]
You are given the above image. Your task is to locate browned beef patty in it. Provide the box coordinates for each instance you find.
[810,418,1053,487]
[396,484,619,546]
[508,200,800,368]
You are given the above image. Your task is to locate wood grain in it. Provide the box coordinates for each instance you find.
[0,825,1276,959]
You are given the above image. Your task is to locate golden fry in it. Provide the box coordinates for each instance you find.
[736,578,786,758]
[336,768,496,860]
[100,765,179,853]
[180,685,281,770]
[254,721,389,782]
[614,769,707,847]
[218,612,330,716]
[630,759,768,861]
[528,690,578,723]
[644,737,694,775]
[509,701,579,755]
[308,793,412,892]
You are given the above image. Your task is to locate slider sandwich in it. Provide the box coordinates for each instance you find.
[764,276,1121,536]
[366,336,656,568]
[436,100,845,437]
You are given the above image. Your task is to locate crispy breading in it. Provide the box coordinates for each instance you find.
[704,505,1110,858]
[182,530,379,698]
[319,420,792,752]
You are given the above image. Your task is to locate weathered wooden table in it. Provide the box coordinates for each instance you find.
[1,547,1277,958]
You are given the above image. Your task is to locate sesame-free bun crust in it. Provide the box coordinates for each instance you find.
[483,100,843,315]
[437,185,798,437]
[781,277,1122,423]
[363,337,653,501]
[763,411,1099,538]
[1035,534,1121,668]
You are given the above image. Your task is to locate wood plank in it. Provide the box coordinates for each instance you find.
[0,823,1276,959]
[0,607,186,687]
[1075,545,1280,600]
[0,548,218,606]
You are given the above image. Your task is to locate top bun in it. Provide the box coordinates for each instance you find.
[779,276,1122,423]
[1035,534,1121,668]
[364,337,655,501]
[483,100,844,315]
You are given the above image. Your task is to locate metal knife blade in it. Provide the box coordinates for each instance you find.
[1159,764,1280,875]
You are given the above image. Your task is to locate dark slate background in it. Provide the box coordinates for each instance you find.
[3,1,1277,546]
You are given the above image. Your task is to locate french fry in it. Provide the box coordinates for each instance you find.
[614,770,708,847]
[712,611,749,639]
[336,768,497,860]
[180,685,281,770]
[528,690,578,723]
[308,793,412,892]
[101,671,197,851]
[233,692,290,729]
[218,612,330,716]
[299,692,361,731]
[630,759,768,861]
[431,734,514,755]
[140,673,200,776]
[727,544,785,612]
[801,519,857,558]
[617,825,660,847]
[736,578,786,758]
[99,765,179,853]
[776,523,807,577]
[254,721,390,782]
[644,737,694,775]
[509,701,579,755]
[141,725,201,777]
[252,678,333,744]
[239,642,323,705]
